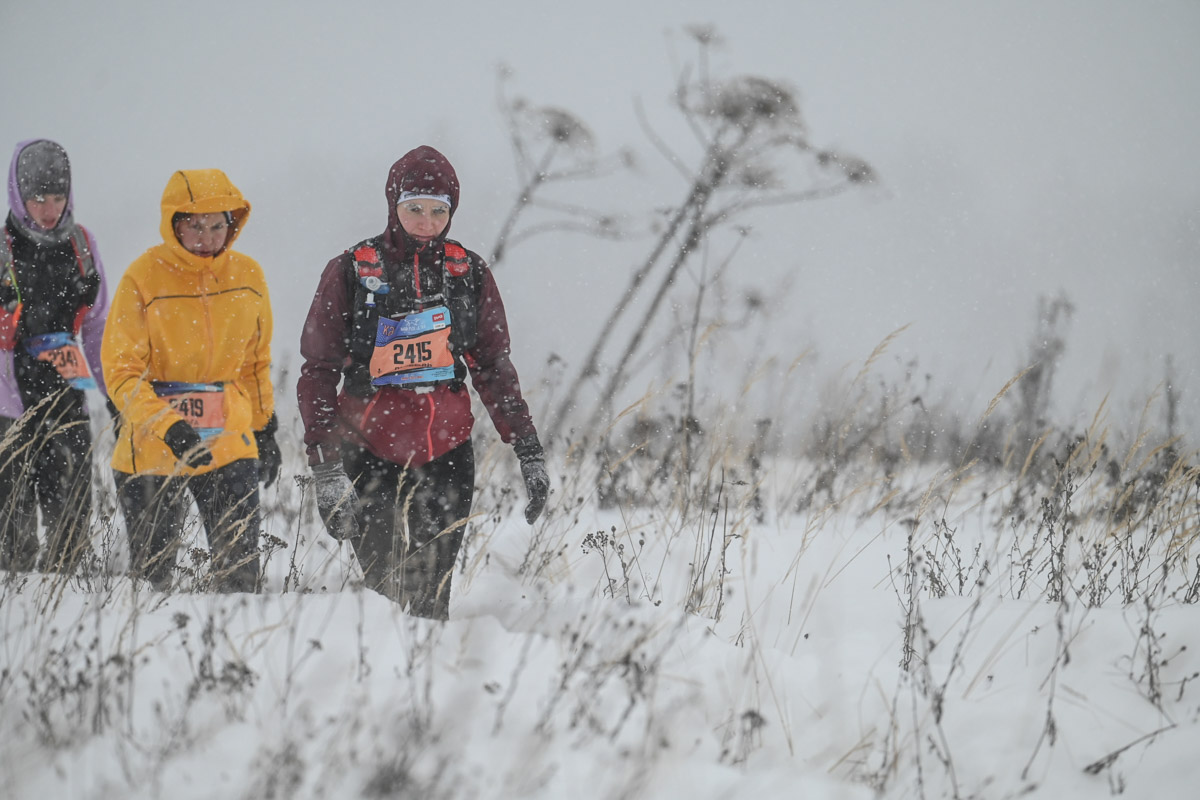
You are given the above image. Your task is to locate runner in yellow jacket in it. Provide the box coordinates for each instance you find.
[102,169,278,592]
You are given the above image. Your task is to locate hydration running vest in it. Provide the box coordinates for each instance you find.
[343,237,480,392]
[0,224,97,350]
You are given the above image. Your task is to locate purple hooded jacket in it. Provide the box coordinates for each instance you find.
[2,139,109,419]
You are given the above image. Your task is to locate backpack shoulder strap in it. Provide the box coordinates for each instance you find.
[440,239,481,355]
[442,239,480,283]
[67,224,96,277]
[1,230,17,300]
[344,237,386,368]
[443,240,467,263]
[0,229,12,273]
[347,236,382,270]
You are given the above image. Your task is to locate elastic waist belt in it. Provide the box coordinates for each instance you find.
[151,381,224,394]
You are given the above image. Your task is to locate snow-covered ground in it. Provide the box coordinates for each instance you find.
[2,442,1196,799]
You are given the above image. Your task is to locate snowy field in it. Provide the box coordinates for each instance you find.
[2,423,1197,800]
[3,3,1198,797]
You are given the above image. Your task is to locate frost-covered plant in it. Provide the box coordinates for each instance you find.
[547,26,875,443]
[490,67,633,268]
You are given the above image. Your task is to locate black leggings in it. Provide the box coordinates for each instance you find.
[342,440,474,619]
[114,459,262,592]
[0,392,93,573]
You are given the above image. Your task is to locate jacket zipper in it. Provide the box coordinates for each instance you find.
[412,250,423,307]
[423,393,435,456]
[416,248,437,456]
[359,392,381,431]
[202,269,215,375]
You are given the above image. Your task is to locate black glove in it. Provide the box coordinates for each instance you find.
[164,420,214,467]
[514,434,550,524]
[312,460,360,540]
[254,414,282,487]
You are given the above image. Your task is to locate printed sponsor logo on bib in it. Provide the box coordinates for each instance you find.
[25,332,96,390]
[369,305,455,387]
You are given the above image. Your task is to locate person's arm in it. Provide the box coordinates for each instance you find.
[465,264,538,444]
[100,268,180,440]
[237,258,275,430]
[78,228,109,398]
[466,261,548,522]
[297,255,353,464]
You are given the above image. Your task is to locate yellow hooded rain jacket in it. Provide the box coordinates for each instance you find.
[102,169,274,475]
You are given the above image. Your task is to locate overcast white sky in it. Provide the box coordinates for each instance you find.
[4,0,1198,438]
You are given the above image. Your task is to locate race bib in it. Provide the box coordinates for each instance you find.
[152,382,226,439]
[25,332,96,390]
[368,305,455,388]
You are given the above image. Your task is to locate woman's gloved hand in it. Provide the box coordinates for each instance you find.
[311,460,360,540]
[164,420,213,468]
[513,434,550,524]
[255,414,282,487]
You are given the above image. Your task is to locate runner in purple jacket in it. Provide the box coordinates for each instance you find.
[0,139,109,573]
[297,145,549,618]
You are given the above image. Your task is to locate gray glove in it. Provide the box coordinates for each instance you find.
[311,460,360,540]
[514,434,550,524]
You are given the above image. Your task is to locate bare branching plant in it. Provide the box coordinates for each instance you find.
[548,25,876,444]
[490,66,634,269]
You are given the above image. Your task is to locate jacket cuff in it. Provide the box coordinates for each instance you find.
[513,433,543,461]
[150,410,183,443]
[307,440,340,466]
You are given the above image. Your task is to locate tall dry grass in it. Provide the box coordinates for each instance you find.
[0,329,1197,798]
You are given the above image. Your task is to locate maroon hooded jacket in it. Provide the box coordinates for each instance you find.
[297,146,537,467]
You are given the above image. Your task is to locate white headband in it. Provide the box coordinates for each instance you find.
[397,191,451,207]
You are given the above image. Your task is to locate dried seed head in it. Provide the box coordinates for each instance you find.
[523,105,594,149]
[705,76,801,129]
[816,150,877,184]
[684,24,720,46]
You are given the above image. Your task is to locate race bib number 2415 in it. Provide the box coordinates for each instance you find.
[369,305,455,388]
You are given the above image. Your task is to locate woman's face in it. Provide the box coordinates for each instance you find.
[24,194,67,230]
[396,198,450,242]
[174,213,230,257]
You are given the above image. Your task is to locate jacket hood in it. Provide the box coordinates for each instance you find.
[383,145,460,253]
[158,169,251,266]
[7,139,76,245]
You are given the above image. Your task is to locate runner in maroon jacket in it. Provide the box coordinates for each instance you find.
[297,145,549,619]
